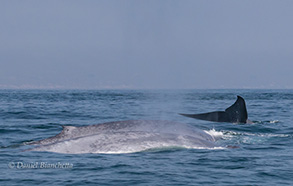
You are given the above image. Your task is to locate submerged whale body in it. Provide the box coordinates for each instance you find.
[28,120,220,154]
[180,96,249,123]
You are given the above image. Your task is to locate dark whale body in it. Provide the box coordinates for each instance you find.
[180,96,249,123]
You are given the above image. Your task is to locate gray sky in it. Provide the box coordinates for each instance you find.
[1,0,293,89]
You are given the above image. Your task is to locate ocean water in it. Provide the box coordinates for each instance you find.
[0,89,292,185]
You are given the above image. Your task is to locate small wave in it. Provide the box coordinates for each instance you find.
[204,129,224,140]
[87,146,227,154]
[257,133,292,138]
[222,130,291,138]
[217,129,292,146]
[0,129,21,134]
[252,120,280,124]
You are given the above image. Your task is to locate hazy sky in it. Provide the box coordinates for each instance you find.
[1,0,293,89]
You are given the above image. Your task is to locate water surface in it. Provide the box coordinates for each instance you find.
[0,89,292,185]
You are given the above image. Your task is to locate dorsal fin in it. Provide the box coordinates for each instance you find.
[61,126,77,134]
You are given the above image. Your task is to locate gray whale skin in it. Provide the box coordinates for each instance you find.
[28,120,220,154]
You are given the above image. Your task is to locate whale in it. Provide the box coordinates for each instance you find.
[180,96,250,124]
[27,120,222,154]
